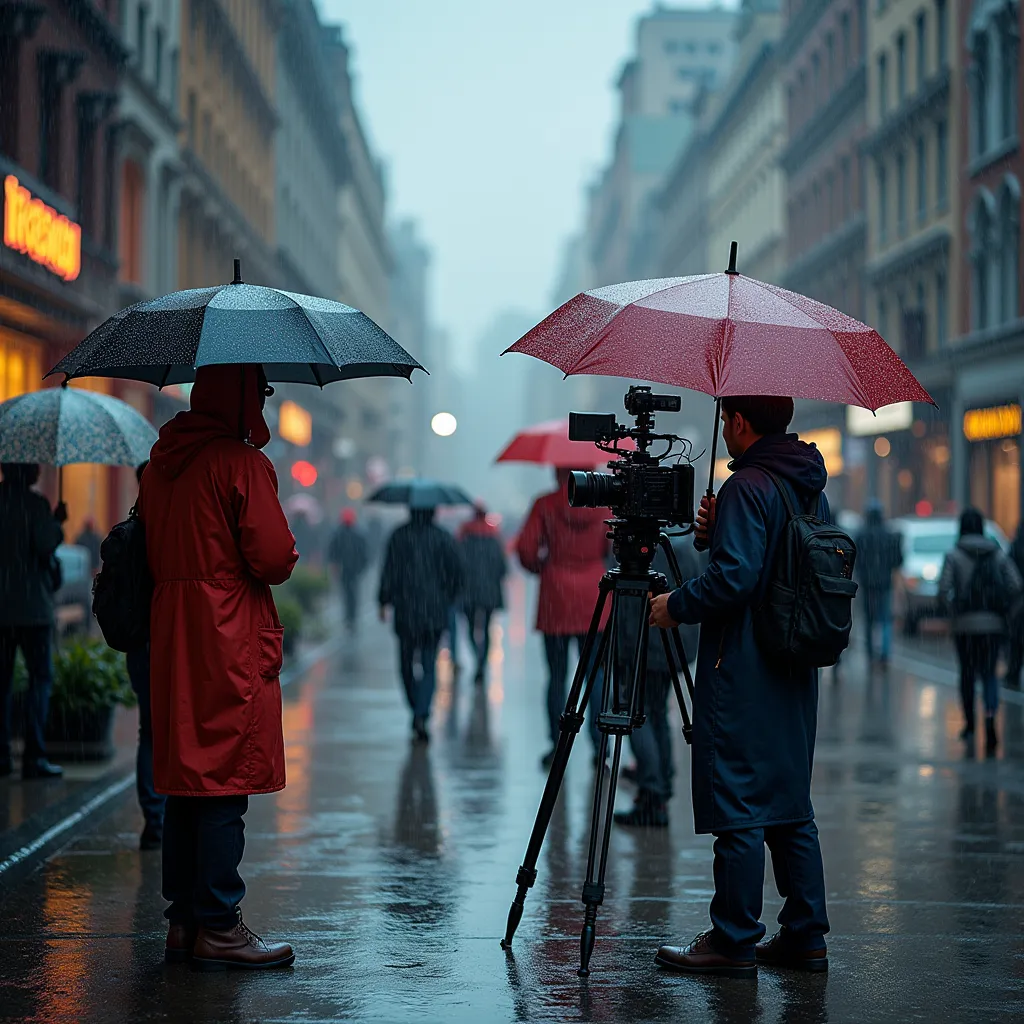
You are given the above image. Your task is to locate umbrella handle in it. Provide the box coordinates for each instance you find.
[58,464,63,506]
[695,398,721,553]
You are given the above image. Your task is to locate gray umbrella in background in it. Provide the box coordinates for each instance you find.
[48,259,425,388]
[0,385,158,500]
[368,480,473,509]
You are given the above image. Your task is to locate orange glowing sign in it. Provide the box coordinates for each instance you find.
[3,175,81,282]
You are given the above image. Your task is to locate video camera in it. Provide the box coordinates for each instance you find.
[566,386,695,526]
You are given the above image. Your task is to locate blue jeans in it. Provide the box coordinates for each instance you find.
[864,588,893,660]
[399,631,441,720]
[543,633,602,751]
[163,794,248,930]
[710,819,829,960]
[0,625,53,762]
[628,670,674,802]
[126,646,165,833]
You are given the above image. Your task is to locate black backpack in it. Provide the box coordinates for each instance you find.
[753,470,858,669]
[962,548,1007,616]
[92,505,152,653]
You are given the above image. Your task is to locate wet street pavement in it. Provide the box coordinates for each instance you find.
[2,582,1024,1023]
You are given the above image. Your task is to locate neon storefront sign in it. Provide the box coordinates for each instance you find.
[3,174,81,282]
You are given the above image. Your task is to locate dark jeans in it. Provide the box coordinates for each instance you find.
[628,669,673,802]
[0,625,53,763]
[126,646,165,833]
[710,818,830,961]
[543,633,602,750]
[163,794,248,930]
[398,631,441,720]
[863,587,893,660]
[955,633,1000,727]
[464,607,494,674]
[340,575,361,628]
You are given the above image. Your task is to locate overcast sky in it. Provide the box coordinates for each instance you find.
[317,1,678,369]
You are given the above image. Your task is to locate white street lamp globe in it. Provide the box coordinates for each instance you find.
[431,412,457,437]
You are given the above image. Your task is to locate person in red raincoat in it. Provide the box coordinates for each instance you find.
[140,363,298,971]
[517,469,610,767]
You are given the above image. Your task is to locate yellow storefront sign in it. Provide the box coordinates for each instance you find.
[963,404,1022,443]
[3,174,82,282]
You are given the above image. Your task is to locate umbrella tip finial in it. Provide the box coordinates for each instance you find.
[232,258,243,284]
[726,241,738,275]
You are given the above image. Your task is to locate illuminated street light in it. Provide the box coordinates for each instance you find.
[431,412,457,437]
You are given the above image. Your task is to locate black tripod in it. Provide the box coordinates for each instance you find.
[500,516,695,975]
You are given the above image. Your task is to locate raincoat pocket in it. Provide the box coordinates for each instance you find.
[257,626,284,680]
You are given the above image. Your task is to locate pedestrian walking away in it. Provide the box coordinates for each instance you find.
[74,518,103,575]
[649,396,831,978]
[327,508,370,632]
[378,506,464,742]
[938,508,1022,755]
[614,533,702,829]
[139,364,298,971]
[855,499,903,665]
[0,463,66,780]
[517,469,610,768]
[457,502,507,684]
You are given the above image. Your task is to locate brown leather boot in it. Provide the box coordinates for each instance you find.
[756,929,828,972]
[191,913,295,971]
[165,922,198,964]
[655,930,757,978]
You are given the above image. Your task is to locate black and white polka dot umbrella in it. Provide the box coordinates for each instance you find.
[48,260,424,387]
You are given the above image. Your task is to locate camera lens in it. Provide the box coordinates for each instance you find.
[568,470,621,509]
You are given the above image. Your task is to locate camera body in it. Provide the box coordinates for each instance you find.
[566,386,694,527]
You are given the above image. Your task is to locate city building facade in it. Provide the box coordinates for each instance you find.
[0,0,127,537]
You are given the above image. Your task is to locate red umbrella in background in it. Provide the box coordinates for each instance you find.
[504,242,934,499]
[496,419,634,468]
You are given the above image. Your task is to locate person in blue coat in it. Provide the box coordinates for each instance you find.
[650,395,830,978]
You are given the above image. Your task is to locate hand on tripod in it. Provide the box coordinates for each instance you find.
[649,593,679,628]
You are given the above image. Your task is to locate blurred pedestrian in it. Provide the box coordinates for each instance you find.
[650,396,830,977]
[1004,521,1024,688]
[327,508,369,631]
[75,518,102,575]
[457,502,507,684]
[938,507,1022,755]
[855,499,903,666]
[124,461,164,851]
[517,468,609,768]
[614,534,701,828]
[379,506,464,742]
[0,462,65,779]
[140,364,298,970]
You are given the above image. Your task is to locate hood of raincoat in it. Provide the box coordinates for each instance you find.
[957,533,1000,556]
[150,364,271,479]
[729,433,828,507]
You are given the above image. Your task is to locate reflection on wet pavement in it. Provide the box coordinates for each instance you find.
[2,607,1024,1022]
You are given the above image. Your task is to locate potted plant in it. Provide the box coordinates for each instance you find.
[45,639,136,761]
[276,596,303,657]
[285,565,330,614]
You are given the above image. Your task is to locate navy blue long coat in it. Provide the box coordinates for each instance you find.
[667,433,829,835]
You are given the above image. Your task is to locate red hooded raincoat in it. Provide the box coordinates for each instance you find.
[140,364,298,796]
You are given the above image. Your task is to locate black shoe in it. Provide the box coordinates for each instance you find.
[412,717,430,744]
[985,718,998,756]
[540,748,555,769]
[755,930,828,972]
[614,793,668,828]
[22,758,62,779]
[140,823,163,851]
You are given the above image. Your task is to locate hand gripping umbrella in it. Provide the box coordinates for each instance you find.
[504,242,934,502]
[48,259,424,387]
[0,384,158,502]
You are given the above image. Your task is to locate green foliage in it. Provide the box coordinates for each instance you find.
[50,638,136,714]
[283,565,330,614]
[276,596,303,653]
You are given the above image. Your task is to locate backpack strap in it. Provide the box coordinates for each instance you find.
[759,468,822,519]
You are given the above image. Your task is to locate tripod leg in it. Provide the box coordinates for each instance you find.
[501,582,611,950]
[661,627,693,742]
[579,731,625,976]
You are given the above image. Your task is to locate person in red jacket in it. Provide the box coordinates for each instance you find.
[140,363,298,972]
[517,469,610,767]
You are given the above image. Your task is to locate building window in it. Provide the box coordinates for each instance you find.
[916,11,927,88]
[970,30,990,157]
[878,163,888,242]
[154,26,164,91]
[916,135,927,223]
[936,0,948,68]
[936,271,947,346]
[119,159,145,285]
[897,32,907,102]
[170,48,179,113]
[970,191,995,330]
[187,91,196,149]
[37,54,65,190]
[136,3,147,74]
[858,0,868,56]
[878,52,888,118]
[999,20,1018,141]
[936,119,948,207]
[897,151,907,236]
[1000,178,1020,322]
